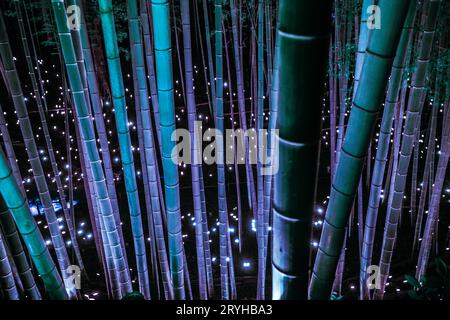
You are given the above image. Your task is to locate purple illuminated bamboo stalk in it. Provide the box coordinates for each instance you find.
[415,110,449,279]
[256,0,265,300]
[0,9,74,298]
[180,0,207,300]
[230,0,257,220]
[202,0,217,117]
[374,0,441,300]
[15,0,85,272]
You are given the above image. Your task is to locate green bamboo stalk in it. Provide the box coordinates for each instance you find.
[272,0,332,300]
[359,0,417,300]
[0,151,67,299]
[309,0,411,300]
[151,0,185,300]
[353,0,376,97]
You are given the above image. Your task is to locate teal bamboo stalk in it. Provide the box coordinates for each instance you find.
[353,0,375,97]
[0,228,19,299]
[51,0,132,296]
[130,0,173,299]
[0,8,74,299]
[373,0,441,300]
[98,0,150,298]
[272,0,332,300]
[14,0,85,273]
[0,151,67,299]
[359,0,417,300]
[151,0,185,300]
[310,0,411,300]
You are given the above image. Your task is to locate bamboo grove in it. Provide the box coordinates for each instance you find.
[0,0,448,300]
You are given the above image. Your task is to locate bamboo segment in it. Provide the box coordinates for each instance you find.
[272,0,332,300]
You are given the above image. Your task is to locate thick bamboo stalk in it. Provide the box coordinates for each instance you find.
[310,0,411,300]
[273,0,332,300]
[359,0,417,300]
[151,0,185,300]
